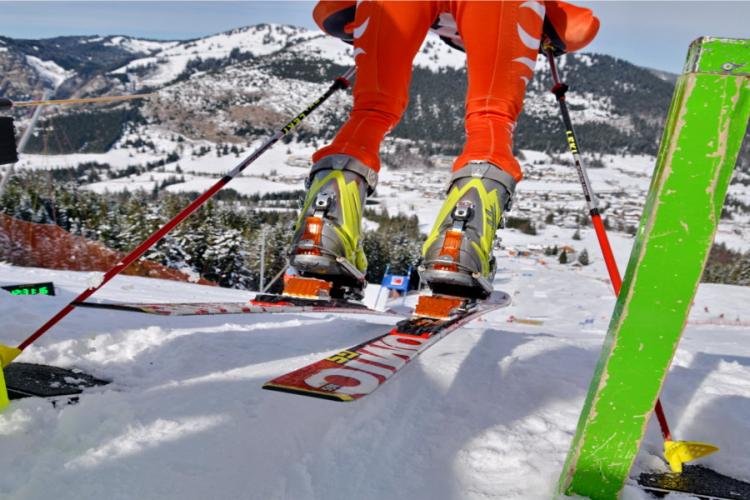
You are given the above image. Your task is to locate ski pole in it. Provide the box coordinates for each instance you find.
[542,48,675,440]
[4,66,356,357]
[261,262,290,294]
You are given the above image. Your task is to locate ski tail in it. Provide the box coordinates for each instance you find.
[637,465,750,500]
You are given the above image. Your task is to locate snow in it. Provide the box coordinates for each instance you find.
[289,35,355,67]
[413,33,467,71]
[1,254,749,499]
[289,30,466,71]
[16,148,166,173]
[104,36,179,55]
[85,271,105,289]
[25,55,75,89]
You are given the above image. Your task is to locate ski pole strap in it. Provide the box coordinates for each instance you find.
[545,49,569,99]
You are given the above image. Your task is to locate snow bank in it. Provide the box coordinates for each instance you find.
[0,259,748,499]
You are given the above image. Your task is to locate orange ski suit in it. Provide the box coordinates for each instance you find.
[312,1,598,182]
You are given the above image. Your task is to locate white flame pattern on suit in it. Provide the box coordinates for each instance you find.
[515,0,545,85]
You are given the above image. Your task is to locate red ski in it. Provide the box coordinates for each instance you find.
[73,294,397,317]
[74,276,405,317]
[263,291,511,401]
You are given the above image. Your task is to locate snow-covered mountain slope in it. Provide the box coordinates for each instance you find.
[14,141,749,255]
[24,55,74,89]
[112,24,318,88]
[0,34,181,100]
[1,256,749,499]
[101,36,179,56]
[6,19,713,179]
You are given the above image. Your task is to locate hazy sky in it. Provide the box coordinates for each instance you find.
[1,1,749,73]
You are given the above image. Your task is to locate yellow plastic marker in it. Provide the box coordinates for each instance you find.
[665,440,720,473]
[0,366,9,411]
[0,344,22,412]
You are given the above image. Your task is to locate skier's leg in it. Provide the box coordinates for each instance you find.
[291,1,438,298]
[312,1,439,172]
[421,1,544,298]
[454,0,544,181]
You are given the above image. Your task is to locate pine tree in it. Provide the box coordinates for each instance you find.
[578,248,590,266]
[559,250,568,264]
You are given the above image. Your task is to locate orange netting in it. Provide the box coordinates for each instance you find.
[0,213,215,285]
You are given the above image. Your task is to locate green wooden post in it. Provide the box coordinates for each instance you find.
[559,37,750,499]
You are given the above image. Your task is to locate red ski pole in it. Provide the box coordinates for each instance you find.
[542,49,675,441]
[4,67,356,356]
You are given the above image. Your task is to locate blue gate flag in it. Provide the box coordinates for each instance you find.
[381,265,411,292]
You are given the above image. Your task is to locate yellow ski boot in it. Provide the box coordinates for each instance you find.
[420,162,515,299]
[289,154,377,300]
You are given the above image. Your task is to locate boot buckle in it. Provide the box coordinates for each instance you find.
[313,192,333,214]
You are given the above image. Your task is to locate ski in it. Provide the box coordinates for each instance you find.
[73,277,401,317]
[5,362,109,406]
[636,465,750,500]
[73,295,398,317]
[262,291,511,402]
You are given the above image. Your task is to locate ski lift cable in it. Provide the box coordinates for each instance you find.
[0,93,156,110]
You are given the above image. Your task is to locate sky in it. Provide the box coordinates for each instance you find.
[0,1,749,73]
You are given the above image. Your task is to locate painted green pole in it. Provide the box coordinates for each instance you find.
[559,37,750,499]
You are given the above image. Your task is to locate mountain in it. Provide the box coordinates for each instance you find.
[0,34,177,100]
[1,23,698,159]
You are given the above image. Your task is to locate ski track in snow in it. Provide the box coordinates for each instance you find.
[0,262,749,499]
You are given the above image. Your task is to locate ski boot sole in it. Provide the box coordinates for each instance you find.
[419,268,494,300]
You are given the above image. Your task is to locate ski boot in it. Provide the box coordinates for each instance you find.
[288,154,377,301]
[420,162,515,300]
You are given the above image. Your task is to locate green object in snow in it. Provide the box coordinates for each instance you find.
[559,37,750,499]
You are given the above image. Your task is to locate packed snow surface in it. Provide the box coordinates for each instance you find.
[1,257,749,499]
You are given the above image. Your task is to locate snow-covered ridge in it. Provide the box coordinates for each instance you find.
[103,36,180,55]
[111,22,471,88]
[112,24,319,87]
[25,55,74,89]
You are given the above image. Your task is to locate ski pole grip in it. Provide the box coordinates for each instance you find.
[334,77,350,90]
[335,66,357,90]
[551,82,569,99]
[0,98,12,111]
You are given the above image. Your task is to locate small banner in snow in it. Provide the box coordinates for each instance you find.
[380,265,412,292]
[2,281,56,296]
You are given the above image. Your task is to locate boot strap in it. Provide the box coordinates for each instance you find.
[309,154,378,195]
[448,161,516,211]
